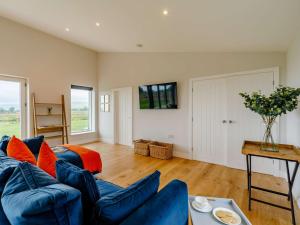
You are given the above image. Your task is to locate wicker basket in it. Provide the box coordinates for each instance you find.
[149,142,173,160]
[133,139,152,156]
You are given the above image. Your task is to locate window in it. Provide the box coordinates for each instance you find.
[100,94,110,112]
[71,85,93,134]
[0,75,27,138]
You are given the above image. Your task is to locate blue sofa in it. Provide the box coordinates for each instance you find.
[0,151,188,225]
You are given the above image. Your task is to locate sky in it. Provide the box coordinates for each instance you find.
[0,80,20,110]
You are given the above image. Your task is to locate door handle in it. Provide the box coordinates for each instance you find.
[229,120,233,124]
[222,120,227,123]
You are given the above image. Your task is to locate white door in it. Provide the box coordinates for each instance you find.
[114,87,133,146]
[192,78,227,165]
[192,68,278,175]
[226,71,277,175]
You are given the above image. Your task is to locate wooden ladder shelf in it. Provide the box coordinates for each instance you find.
[32,93,69,144]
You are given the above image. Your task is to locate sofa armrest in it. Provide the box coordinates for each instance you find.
[2,184,82,225]
[120,180,188,225]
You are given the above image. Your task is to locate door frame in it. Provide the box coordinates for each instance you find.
[188,67,280,169]
[111,86,133,146]
[0,74,29,138]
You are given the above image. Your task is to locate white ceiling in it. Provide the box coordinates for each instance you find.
[0,0,299,52]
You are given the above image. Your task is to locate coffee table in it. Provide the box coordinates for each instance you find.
[189,196,252,225]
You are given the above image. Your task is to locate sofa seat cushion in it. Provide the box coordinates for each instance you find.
[1,162,82,225]
[96,179,123,197]
[95,170,160,225]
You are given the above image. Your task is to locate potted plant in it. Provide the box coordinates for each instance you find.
[240,86,300,152]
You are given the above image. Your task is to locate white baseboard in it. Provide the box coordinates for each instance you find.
[69,137,100,145]
[173,150,192,159]
[99,137,114,144]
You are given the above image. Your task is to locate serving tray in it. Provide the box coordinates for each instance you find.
[189,196,252,225]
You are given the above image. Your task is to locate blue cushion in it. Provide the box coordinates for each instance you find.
[0,150,6,156]
[1,162,82,225]
[96,179,123,196]
[23,135,44,155]
[0,153,20,193]
[120,180,188,225]
[0,136,10,153]
[96,170,160,225]
[0,153,19,225]
[0,135,44,155]
[56,160,99,224]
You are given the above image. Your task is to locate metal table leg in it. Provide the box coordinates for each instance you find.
[286,160,296,225]
[288,162,299,201]
[246,155,250,192]
[248,155,252,211]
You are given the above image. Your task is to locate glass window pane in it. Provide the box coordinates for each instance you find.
[0,80,21,137]
[71,89,91,133]
[100,104,105,112]
[104,95,110,103]
[100,95,105,104]
[104,103,110,112]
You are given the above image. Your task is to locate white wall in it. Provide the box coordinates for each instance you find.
[97,52,286,158]
[0,16,99,144]
[286,31,300,206]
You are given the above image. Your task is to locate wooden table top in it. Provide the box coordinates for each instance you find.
[242,140,300,162]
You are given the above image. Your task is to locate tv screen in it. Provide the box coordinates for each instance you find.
[139,82,178,109]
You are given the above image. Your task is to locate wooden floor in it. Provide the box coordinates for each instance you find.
[85,142,299,225]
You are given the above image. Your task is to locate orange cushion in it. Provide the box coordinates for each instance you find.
[7,136,37,165]
[37,142,58,177]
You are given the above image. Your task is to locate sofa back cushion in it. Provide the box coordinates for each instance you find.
[7,136,37,165]
[56,160,100,202]
[56,160,99,224]
[1,162,82,225]
[0,136,10,153]
[0,135,44,155]
[96,170,160,225]
[23,135,44,155]
[0,152,20,225]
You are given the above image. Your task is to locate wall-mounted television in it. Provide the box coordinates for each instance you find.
[139,82,178,109]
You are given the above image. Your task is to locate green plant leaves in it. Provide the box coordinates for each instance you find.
[239,86,300,117]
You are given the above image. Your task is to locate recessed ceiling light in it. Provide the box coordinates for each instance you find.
[163,10,168,15]
[96,22,100,27]
[136,44,143,48]
[65,27,70,32]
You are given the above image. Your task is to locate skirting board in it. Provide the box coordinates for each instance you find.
[173,150,192,159]
[99,137,114,144]
[70,137,100,145]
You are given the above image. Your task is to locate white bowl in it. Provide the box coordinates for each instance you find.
[212,207,241,225]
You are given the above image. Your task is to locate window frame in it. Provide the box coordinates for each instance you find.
[100,94,110,112]
[70,85,95,134]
